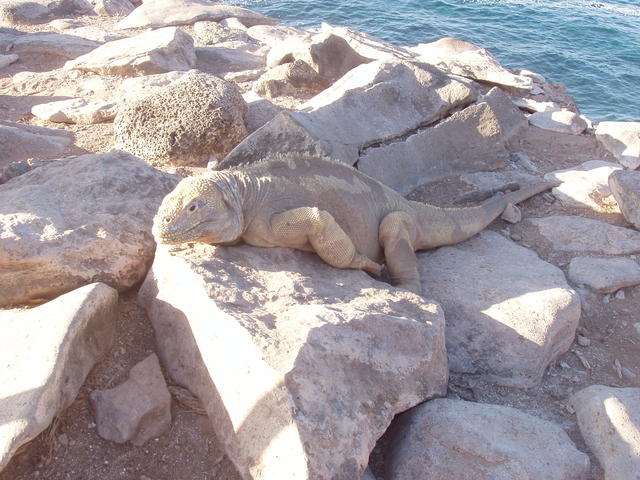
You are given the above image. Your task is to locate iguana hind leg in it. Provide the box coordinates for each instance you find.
[270,207,382,275]
[379,211,421,294]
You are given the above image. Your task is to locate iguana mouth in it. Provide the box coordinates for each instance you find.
[155,222,205,244]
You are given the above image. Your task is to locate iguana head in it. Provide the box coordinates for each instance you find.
[152,173,244,245]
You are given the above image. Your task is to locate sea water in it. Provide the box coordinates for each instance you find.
[229,0,640,122]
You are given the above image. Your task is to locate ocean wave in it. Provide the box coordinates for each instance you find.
[459,0,640,16]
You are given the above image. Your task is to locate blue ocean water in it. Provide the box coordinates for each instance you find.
[230,0,639,122]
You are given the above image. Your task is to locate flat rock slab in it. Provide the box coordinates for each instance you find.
[571,385,640,480]
[0,30,100,59]
[222,59,475,168]
[64,27,196,77]
[116,0,278,30]
[568,257,640,293]
[139,243,447,480]
[0,0,90,26]
[0,53,18,68]
[64,25,126,43]
[0,151,177,307]
[319,23,416,61]
[545,160,622,213]
[609,169,640,229]
[91,354,171,446]
[0,283,117,471]
[114,70,247,166]
[528,109,588,135]
[0,120,74,166]
[596,121,640,169]
[195,44,265,76]
[417,231,581,388]
[358,87,526,193]
[386,398,590,480]
[32,98,117,124]
[527,216,640,255]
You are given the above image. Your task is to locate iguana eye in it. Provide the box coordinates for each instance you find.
[188,204,197,212]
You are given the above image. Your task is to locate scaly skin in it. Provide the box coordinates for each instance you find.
[153,155,555,294]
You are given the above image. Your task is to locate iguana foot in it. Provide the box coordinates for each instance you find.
[352,253,383,276]
[394,281,422,295]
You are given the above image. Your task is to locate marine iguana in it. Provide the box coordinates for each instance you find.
[152,154,554,294]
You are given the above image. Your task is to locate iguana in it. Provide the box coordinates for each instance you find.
[152,154,554,294]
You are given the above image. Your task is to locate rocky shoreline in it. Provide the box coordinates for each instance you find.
[1,1,640,479]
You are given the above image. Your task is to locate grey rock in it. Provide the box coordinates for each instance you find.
[0,283,117,470]
[0,120,74,165]
[0,151,177,307]
[571,385,640,480]
[0,30,100,59]
[222,59,475,168]
[386,398,590,480]
[596,121,640,169]
[0,0,91,26]
[0,53,18,68]
[114,71,247,166]
[528,109,588,135]
[115,0,278,30]
[528,216,640,255]
[117,70,189,102]
[193,20,248,45]
[242,91,282,133]
[319,23,416,61]
[568,257,640,293]
[195,43,265,76]
[253,59,330,100]
[417,231,581,388]
[246,24,309,47]
[91,354,171,446]
[358,87,526,193]
[545,160,622,213]
[64,26,126,43]
[31,98,117,124]
[64,27,196,76]
[139,243,447,480]
[90,0,134,16]
[609,169,640,229]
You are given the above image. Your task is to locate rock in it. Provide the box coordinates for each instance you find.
[527,216,640,255]
[117,70,189,102]
[609,169,640,228]
[544,160,622,213]
[501,203,522,223]
[253,59,330,100]
[320,23,416,61]
[241,91,281,133]
[64,26,126,43]
[0,151,177,307]
[596,121,640,169]
[410,37,533,91]
[246,24,309,47]
[0,30,100,59]
[386,398,590,480]
[114,71,247,166]
[91,0,135,16]
[0,120,74,166]
[91,354,171,446]
[267,32,371,81]
[0,53,18,68]
[417,231,581,387]
[32,98,117,124]
[222,60,475,168]
[0,0,91,26]
[139,244,447,479]
[10,68,122,100]
[511,96,559,113]
[568,257,640,293]
[571,385,640,480]
[48,18,85,30]
[528,109,588,135]
[64,27,196,77]
[115,0,278,30]
[0,283,117,471]
[224,66,267,84]
[219,17,248,30]
[193,20,248,45]
[358,87,526,193]
[195,43,265,76]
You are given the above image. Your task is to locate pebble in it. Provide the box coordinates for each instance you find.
[634,323,640,336]
[615,290,625,300]
[510,233,522,242]
[622,367,636,379]
[577,335,591,347]
[57,433,69,446]
[560,361,571,369]
[603,295,610,304]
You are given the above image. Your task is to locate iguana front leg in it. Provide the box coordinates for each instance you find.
[270,207,382,275]
[379,211,421,294]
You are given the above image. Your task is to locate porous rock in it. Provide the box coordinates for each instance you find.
[222,59,475,168]
[568,257,640,293]
[64,27,196,76]
[32,98,117,124]
[609,169,640,229]
[115,0,278,30]
[0,151,177,307]
[0,283,117,471]
[0,120,74,166]
[544,160,622,213]
[417,231,581,387]
[253,59,330,100]
[114,70,247,166]
[410,37,533,91]
[193,20,248,45]
[571,385,640,480]
[91,354,171,446]
[386,398,590,480]
[358,87,527,193]
[528,109,588,135]
[139,243,447,480]
[596,121,640,169]
[527,216,640,255]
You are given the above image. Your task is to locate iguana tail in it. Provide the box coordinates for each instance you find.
[412,180,557,249]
